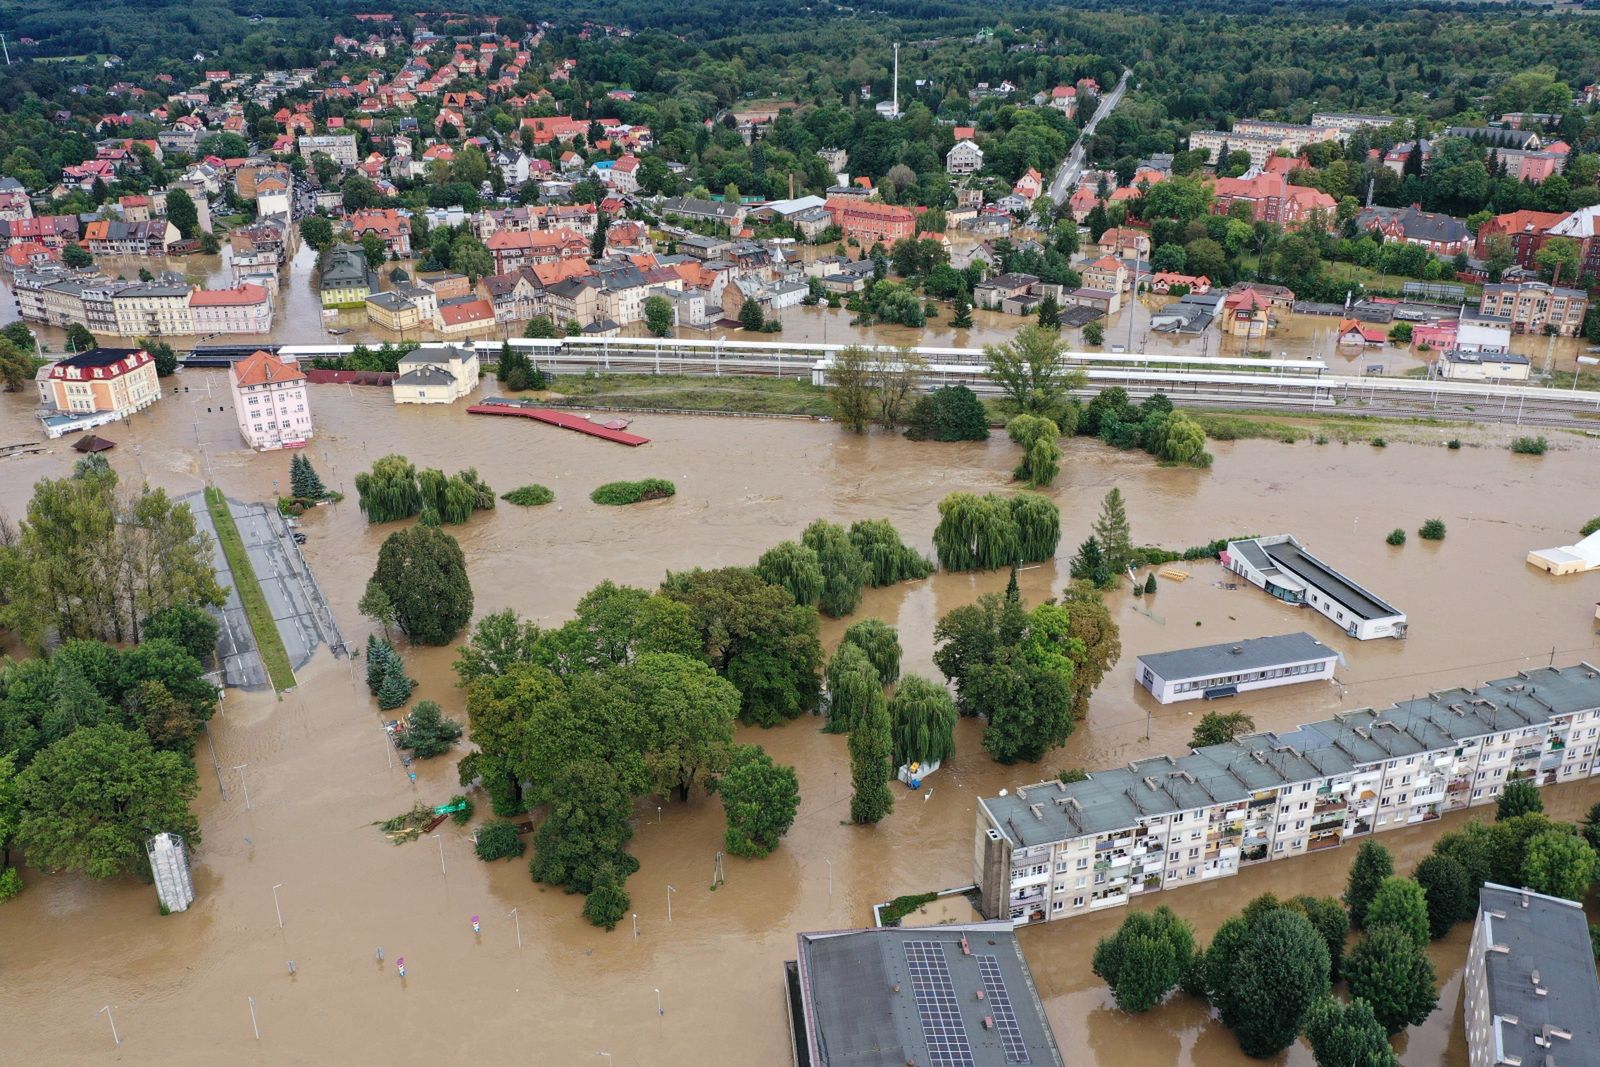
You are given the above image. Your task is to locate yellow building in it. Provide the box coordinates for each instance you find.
[391,343,481,405]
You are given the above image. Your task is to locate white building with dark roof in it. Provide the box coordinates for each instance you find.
[1464,885,1600,1067]
[1135,632,1339,704]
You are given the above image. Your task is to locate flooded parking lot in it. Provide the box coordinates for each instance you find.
[1,377,1597,1064]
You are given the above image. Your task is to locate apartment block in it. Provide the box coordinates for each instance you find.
[1463,885,1600,1067]
[976,663,1600,926]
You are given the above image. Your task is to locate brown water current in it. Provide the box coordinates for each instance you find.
[1,376,1598,1064]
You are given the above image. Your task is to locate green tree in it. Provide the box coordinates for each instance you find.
[841,618,901,685]
[849,519,932,586]
[1496,778,1542,820]
[932,492,1019,571]
[661,568,823,727]
[718,744,801,858]
[15,723,199,880]
[528,759,638,894]
[1345,841,1394,929]
[1521,830,1599,901]
[1069,536,1112,587]
[1082,320,1104,346]
[626,652,739,801]
[1364,877,1430,948]
[474,819,525,861]
[801,519,871,618]
[136,337,178,377]
[360,231,388,270]
[754,541,823,607]
[368,525,474,645]
[1206,907,1331,1057]
[1006,415,1063,487]
[289,453,329,499]
[298,214,334,252]
[141,603,219,663]
[525,315,559,339]
[359,581,398,637]
[400,700,463,758]
[450,234,493,283]
[1302,996,1400,1067]
[1343,924,1438,1034]
[828,344,875,433]
[951,291,973,328]
[643,294,674,338]
[165,188,199,238]
[983,324,1085,424]
[0,338,36,393]
[825,641,880,734]
[582,859,632,930]
[1433,824,1497,917]
[1091,488,1133,575]
[847,684,894,824]
[889,674,957,769]
[1092,905,1195,1012]
[902,386,990,442]
[1189,710,1255,748]
[1533,237,1581,283]
[65,322,96,351]
[738,297,765,330]
[376,657,414,711]
[1414,854,1471,939]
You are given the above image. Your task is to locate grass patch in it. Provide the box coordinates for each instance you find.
[204,487,295,691]
[1186,411,1310,444]
[501,484,554,506]
[880,891,940,926]
[591,479,676,505]
[1510,435,1548,455]
[555,373,832,416]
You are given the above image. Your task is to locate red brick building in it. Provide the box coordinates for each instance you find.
[824,197,916,243]
[1472,209,1567,268]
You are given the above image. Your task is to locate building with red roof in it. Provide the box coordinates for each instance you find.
[230,350,311,450]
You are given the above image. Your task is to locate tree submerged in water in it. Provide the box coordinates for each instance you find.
[932,492,1059,572]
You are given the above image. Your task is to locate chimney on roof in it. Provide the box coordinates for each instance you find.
[1521,890,1531,909]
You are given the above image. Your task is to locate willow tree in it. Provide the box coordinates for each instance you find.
[824,641,880,734]
[801,519,871,617]
[848,685,894,824]
[890,675,957,769]
[829,344,875,432]
[1010,493,1061,563]
[841,618,901,685]
[355,454,424,524]
[848,519,933,586]
[1006,414,1063,487]
[932,493,1019,571]
[983,324,1085,427]
[755,540,824,606]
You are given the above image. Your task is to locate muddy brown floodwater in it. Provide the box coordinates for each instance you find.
[2,376,1599,1065]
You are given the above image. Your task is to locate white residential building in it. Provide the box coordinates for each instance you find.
[392,343,480,404]
[298,134,359,166]
[229,349,312,450]
[977,662,1600,926]
[946,139,984,176]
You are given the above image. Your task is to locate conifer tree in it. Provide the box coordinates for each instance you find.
[848,687,894,824]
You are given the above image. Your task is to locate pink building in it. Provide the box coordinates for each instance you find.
[230,349,312,450]
[190,285,273,335]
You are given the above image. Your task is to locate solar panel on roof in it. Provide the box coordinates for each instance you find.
[904,941,975,1067]
[978,955,1031,1064]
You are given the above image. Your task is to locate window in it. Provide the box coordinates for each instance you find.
[1073,896,1085,908]
[1076,858,1088,871]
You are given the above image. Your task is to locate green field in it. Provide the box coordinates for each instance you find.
[552,374,834,416]
[204,487,296,692]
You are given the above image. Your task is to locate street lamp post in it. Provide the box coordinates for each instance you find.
[656,988,664,1016]
[233,763,251,810]
[99,1005,120,1048]
[271,882,285,928]
[632,912,638,940]
[510,906,522,949]
[666,884,676,923]
[246,995,260,1040]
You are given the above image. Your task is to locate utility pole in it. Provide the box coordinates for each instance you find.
[0,34,11,67]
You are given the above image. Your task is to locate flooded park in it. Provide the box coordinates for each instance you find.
[2,374,1599,1065]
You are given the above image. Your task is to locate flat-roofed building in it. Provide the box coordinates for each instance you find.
[1464,885,1600,1067]
[1136,632,1338,704]
[787,923,1064,1067]
[1225,534,1406,639]
[977,663,1600,925]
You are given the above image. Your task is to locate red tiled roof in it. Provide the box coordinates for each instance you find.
[232,350,304,387]
[191,284,269,307]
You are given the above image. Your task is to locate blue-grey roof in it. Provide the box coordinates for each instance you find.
[1137,632,1336,682]
[981,663,1600,847]
[1475,885,1600,1067]
[794,923,1063,1067]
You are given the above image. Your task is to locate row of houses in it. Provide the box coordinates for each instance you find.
[977,661,1600,926]
[11,267,274,336]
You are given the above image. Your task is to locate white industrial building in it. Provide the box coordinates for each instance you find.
[1135,632,1339,704]
[1225,534,1407,640]
[977,662,1600,926]
[1528,529,1600,575]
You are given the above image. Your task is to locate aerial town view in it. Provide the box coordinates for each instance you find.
[5,2,1600,1065]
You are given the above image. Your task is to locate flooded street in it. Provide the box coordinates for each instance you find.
[2,376,1599,1064]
